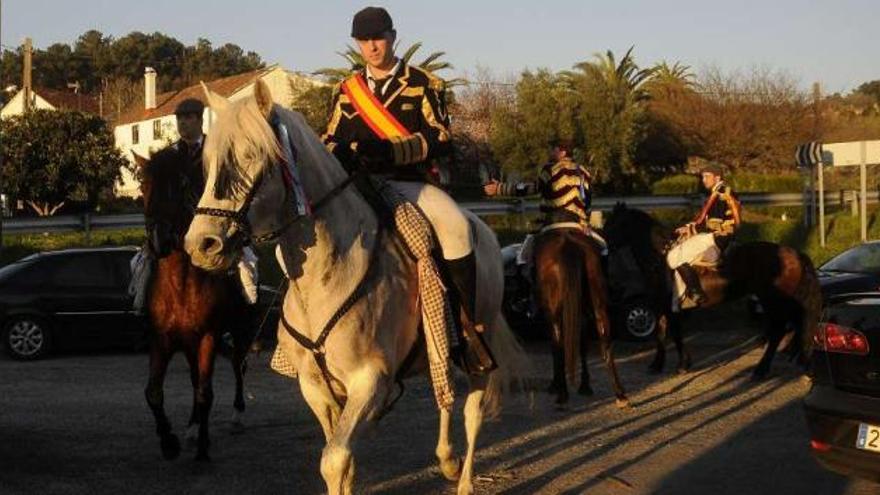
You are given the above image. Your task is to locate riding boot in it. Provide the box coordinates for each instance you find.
[676,263,707,305]
[446,252,498,375]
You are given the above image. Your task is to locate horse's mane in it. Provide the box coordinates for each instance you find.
[203,97,282,200]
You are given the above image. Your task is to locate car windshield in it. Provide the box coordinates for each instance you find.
[821,243,880,274]
[0,258,35,282]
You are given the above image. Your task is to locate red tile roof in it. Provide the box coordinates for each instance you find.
[114,67,272,126]
[36,87,101,115]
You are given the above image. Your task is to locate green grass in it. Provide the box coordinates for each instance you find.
[1,229,146,265]
[2,204,877,274]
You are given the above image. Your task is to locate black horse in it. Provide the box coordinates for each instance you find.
[603,203,821,379]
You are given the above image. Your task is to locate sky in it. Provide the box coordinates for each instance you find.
[2,0,878,94]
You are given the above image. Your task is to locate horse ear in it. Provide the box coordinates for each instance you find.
[253,78,273,118]
[201,81,229,112]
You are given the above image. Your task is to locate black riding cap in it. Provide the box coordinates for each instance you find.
[351,6,393,38]
[174,98,205,116]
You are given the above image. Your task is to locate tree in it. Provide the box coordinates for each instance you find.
[0,30,265,108]
[489,69,580,177]
[645,61,695,97]
[314,41,465,88]
[289,77,334,132]
[0,110,130,215]
[565,47,655,191]
[855,80,880,104]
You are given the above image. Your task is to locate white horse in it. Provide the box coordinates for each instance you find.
[184,79,526,495]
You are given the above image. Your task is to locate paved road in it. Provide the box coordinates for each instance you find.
[1,310,878,495]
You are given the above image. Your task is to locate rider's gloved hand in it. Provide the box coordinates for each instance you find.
[331,142,357,172]
[356,139,393,172]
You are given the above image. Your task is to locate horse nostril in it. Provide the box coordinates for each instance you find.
[200,235,224,256]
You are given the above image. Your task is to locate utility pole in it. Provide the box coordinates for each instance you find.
[813,82,826,247]
[23,37,33,113]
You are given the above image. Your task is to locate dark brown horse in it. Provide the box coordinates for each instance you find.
[534,228,629,407]
[140,149,253,462]
[603,203,822,379]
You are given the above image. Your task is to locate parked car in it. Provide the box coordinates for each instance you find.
[803,292,880,482]
[0,247,282,360]
[746,241,880,319]
[501,242,657,341]
[818,240,880,299]
[0,247,144,359]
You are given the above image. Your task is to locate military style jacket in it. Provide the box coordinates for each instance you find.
[693,180,741,240]
[497,157,592,226]
[141,137,205,256]
[321,62,452,181]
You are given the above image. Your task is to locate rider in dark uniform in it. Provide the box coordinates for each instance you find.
[667,163,741,304]
[143,98,206,258]
[322,6,493,373]
[135,98,258,311]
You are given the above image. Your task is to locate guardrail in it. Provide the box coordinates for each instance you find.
[2,191,877,235]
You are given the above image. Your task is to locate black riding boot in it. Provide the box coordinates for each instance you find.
[676,263,707,305]
[447,252,498,375]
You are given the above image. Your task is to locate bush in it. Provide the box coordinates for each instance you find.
[652,172,803,195]
[728,172,802,193]
[652,174,700,195]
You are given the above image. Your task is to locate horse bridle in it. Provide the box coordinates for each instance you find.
[193,155,357,246]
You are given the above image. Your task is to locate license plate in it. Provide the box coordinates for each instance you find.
[856,423,880,453]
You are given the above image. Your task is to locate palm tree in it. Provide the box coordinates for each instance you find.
[646,60,695,96]
[562,47,655,191]
[314,41,465,87]
[563,46,655,107]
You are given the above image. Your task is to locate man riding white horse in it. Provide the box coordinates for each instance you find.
[321,6,495,373]
[666,163,741,306]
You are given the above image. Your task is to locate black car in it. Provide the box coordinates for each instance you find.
[803,292,880,482]
[818,241,880,299]
[501,242,657,341]
[0,247,282,360]
[0,247,145,359]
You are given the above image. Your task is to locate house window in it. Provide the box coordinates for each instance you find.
[152,119,162,140]
[131,124,139,145]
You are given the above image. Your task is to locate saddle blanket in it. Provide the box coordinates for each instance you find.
[516,223,608,267]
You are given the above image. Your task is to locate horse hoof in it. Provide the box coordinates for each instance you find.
[615,398,631,409]
[677,366,691,375]
[440,457,463,481]
[160,434,181,460]
[578,384,594,397]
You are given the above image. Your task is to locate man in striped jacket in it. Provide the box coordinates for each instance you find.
[484,141,603,248]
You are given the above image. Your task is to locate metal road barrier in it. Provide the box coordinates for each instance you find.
[2,192,877,235]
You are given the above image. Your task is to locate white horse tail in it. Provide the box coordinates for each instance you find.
[482,314,530,419]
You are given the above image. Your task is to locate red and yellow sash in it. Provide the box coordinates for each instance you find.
[341,74,410,139]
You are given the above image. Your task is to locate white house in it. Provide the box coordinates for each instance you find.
[113,65,320,197]
[1,86,101,119]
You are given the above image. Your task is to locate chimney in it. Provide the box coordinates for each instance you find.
[144,67,157,110]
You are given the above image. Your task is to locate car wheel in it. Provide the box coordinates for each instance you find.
[620,302,657,341]
[4,316,52,360]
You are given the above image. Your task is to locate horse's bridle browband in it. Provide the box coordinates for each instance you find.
[193,159,357,246]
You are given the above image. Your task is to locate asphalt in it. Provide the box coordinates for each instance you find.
[1,307,878,495]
